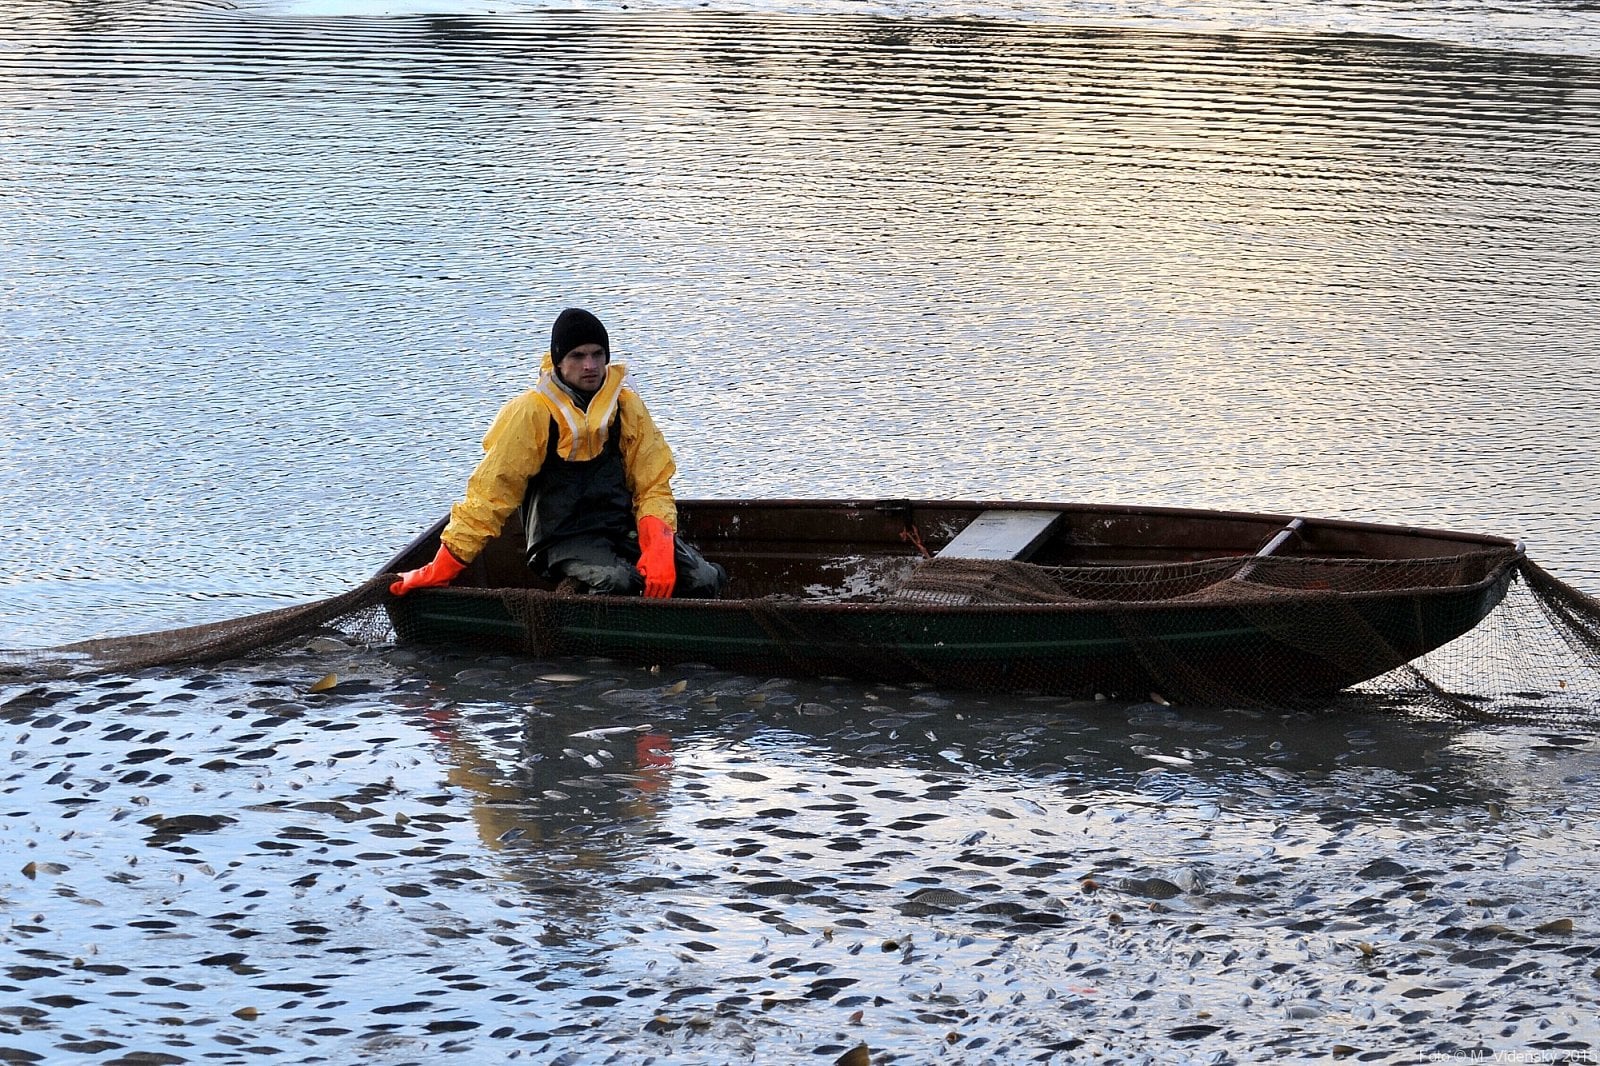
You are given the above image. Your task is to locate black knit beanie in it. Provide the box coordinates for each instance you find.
[550,308,610,361]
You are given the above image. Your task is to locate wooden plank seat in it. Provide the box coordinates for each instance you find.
[893,510,1064,604]
[934,509,1063,562]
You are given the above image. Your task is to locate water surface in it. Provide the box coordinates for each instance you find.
[3,651,1597,1063]
[3,1,1599,643]
[2,2,1599,1061]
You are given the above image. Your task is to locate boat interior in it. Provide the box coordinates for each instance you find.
[439,499,1516,602]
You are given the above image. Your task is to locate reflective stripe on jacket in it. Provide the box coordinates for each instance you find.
[440,360,678,564]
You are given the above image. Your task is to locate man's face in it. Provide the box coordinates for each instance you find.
[556,343,608,392]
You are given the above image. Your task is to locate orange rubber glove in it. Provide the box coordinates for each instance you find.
[389,543,466,596]
[636,515,677,599]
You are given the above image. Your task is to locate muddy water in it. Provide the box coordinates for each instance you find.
[3,643,1597,1062]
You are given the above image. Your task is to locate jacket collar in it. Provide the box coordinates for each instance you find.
[534,361,628,462]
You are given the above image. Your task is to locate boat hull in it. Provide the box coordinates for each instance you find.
[383,499,1519,701]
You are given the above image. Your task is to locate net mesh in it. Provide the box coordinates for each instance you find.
[890,550,1511,604]
[886,550,1600,721]
[0,575,394,681]
[3,551,1598,727]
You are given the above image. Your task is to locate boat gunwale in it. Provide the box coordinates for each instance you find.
[380,498,1524,615]
[679,496,1522,554]
[382,499,1521,567]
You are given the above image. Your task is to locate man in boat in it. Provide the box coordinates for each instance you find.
[389,307,727,599]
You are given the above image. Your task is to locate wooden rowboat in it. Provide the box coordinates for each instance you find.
[381,499,1521,703]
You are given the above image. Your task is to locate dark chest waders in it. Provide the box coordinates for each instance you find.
[522,417,634,569]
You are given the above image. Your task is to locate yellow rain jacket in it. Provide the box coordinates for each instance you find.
[439,359,678,565]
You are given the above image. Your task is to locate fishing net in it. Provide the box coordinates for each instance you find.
[0,575,395,682]
[351,545,1600,724]
[908,550,1600,721]
[4,537,1598,727]
[891,550,1512,605]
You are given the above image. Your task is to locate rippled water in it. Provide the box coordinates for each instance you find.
[4,0,1600,644]
[3,2,1600,1062]
[4,651,1599,1063]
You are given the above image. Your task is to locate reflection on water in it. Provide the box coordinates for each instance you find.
[1,647,1596,1061]
[2,5,1599,645]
